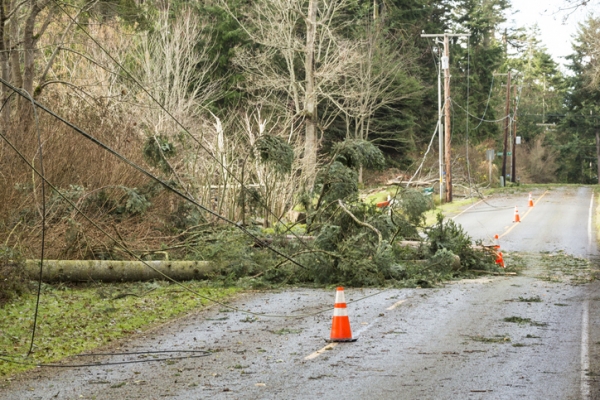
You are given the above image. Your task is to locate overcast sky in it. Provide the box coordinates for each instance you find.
[507,0,597,69]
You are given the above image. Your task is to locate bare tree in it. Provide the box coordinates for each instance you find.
[134,6,220,138]
[0,0,56,123]
[318,16,422,183]
[126,5,225,202]
[220,0,355,186]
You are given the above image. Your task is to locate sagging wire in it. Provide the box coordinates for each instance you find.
[0,77,307,274]
[405,43,445,188]
[0,125,392,369]
[0,82,389,321]
[0,350,211,368]
[465,36,473,197]
[21,88,46,358]
[472,74,496,130]
[452,100,509,123]
[407,112,440,187]
[50,0,313,252]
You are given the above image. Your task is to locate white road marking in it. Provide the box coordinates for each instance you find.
[581,300,590,400]
[304,343,337,360]
[386,299,406,310]
[581,191,594,399]
[588,193,594,252]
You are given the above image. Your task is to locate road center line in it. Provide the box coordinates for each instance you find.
[386,299,406,310]
[499,190,549,239]
[452,199,483,220]
[304,342,337,360]
[305,294,411,360]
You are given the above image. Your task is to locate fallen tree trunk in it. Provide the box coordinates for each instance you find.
[24,260,214,283]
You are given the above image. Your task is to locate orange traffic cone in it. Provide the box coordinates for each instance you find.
[376,195,391,208]
[528,193,534,207]
[376,200,390,208]
[513,206,520,223]
[495,251,505,268]
[330,287,356,342]
[493,234,500,250]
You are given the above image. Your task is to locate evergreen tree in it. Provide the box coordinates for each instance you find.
[558,16,600,183]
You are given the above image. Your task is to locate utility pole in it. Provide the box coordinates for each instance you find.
[438,55,443,203]
[421,32,470,202]
[502,71,511,185]
[596,122,600,185]
[443,34,452,202]
[594,112,600,185]
[511,81,518,183]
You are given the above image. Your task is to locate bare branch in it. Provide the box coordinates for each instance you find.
[337,199,382,250]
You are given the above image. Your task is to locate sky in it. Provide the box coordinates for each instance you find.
[507,0,597,69]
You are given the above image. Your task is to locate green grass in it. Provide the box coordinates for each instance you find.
[503,316,548,327]
[0,281,241,378]
[467,334,511,343]
[423,196,483,225]
[517,296,542,302]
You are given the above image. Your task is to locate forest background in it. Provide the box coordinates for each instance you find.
[1,0,600,289]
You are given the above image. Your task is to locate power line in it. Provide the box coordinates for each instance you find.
[50,0,313,251]
[0,81,391,322]
[0,79,309,272]
[421,32,471,203]
[472,75,496,130]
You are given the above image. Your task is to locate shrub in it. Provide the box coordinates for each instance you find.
[425,213,495,271]
[0,246,27,307]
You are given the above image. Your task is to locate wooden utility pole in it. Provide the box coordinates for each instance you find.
[443,34,452,202]
[511,81,518,183]
[304,0,318,184]
[502,71,511,184]
[421,32,470,202]
[596,126,600,185]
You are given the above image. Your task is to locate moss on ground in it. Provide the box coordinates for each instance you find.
[0,281,240,378]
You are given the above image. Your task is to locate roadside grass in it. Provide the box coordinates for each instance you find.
[484,183,558,196]
[424,196,481,225]
[594,185,600,239]
[0,281,241,378]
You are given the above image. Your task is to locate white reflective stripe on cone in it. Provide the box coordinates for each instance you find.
[333,307,348,317]
[335,290,346,304]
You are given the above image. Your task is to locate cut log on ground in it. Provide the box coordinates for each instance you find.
[385,178,437,187]
[24,260,214,282]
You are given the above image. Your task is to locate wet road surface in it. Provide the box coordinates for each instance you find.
[450,186,596,257]
[3,186,600,399]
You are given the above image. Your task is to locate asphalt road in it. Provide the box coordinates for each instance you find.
[449,186,596,257]
[3,186,600,400]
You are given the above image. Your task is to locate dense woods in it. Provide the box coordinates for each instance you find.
[1,0,599,287]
